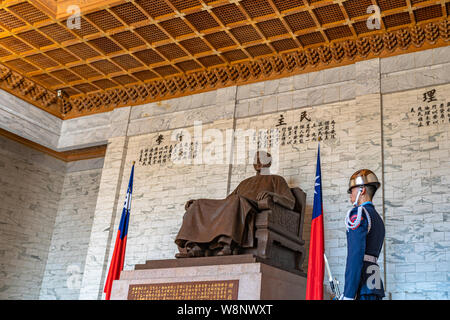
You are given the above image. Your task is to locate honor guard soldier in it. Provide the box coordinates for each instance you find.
[341,169,385,300]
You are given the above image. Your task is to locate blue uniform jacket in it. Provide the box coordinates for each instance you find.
[344,202,385,299]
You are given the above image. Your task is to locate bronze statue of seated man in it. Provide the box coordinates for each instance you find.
[175,151,296,258]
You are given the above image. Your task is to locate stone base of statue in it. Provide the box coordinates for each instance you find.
[110,254,307,300]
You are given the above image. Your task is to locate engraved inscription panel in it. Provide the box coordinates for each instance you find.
[127,280,239,300]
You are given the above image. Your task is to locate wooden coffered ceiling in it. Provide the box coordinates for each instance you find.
[0,0,448,119]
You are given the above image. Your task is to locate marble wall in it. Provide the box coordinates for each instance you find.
[39,159,103,300]
[382,83,450,300]
[0,90,61,150]
[0,136,66,299]
[0,134,104,299]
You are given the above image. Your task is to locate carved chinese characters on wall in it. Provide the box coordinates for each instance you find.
[250,112,336,150]
[273,111,336,147]
[410,89,450,128]
[138,132,200,166]
[136,109,337,167]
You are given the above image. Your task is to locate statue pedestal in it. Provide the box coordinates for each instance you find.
[110,254,306,300]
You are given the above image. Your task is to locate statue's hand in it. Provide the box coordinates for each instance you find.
[256,191,295,210]
[256,191,275,201]
[185,199,196,211]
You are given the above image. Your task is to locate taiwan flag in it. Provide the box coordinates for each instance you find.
[104,163,134,300]
[306,144,325,300]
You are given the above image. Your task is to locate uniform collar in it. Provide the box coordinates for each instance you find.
[360,201,373,207]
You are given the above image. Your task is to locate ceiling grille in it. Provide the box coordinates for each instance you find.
[0,0,447,119]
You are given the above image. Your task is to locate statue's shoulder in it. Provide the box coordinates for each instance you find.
[269,174,289,182]
[236,175,255,185]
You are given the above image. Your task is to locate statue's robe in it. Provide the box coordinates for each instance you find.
[175,174,295,251]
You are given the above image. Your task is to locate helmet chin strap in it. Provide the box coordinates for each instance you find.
[353,187,363,207]
[345,187,365,231]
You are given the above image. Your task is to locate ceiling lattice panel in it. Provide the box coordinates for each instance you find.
[0,0,448,118]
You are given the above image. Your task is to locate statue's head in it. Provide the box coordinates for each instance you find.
[253,151,272,173]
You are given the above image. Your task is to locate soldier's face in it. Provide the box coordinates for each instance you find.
[349,186,365,204]
[349,187,359,204]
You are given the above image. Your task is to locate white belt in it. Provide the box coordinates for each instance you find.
[364,254,378,263]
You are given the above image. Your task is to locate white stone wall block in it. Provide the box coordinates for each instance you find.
[277,92,293,111]
[293,73,308,90]
[248,98,263,116]
[236,100,249,118]
[278,76,294,92]
[381,54,415,74]
[236,83,251,100]
[323,85,340,104]
[307,88,324,106]
[432,46,450,65]
[339,81,356,101]
[262,95,277,114]
[292,90,308,109]
[307,70,323,87]
[216,86,237,104]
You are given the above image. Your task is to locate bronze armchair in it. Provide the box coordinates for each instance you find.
[241,187,307,275]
